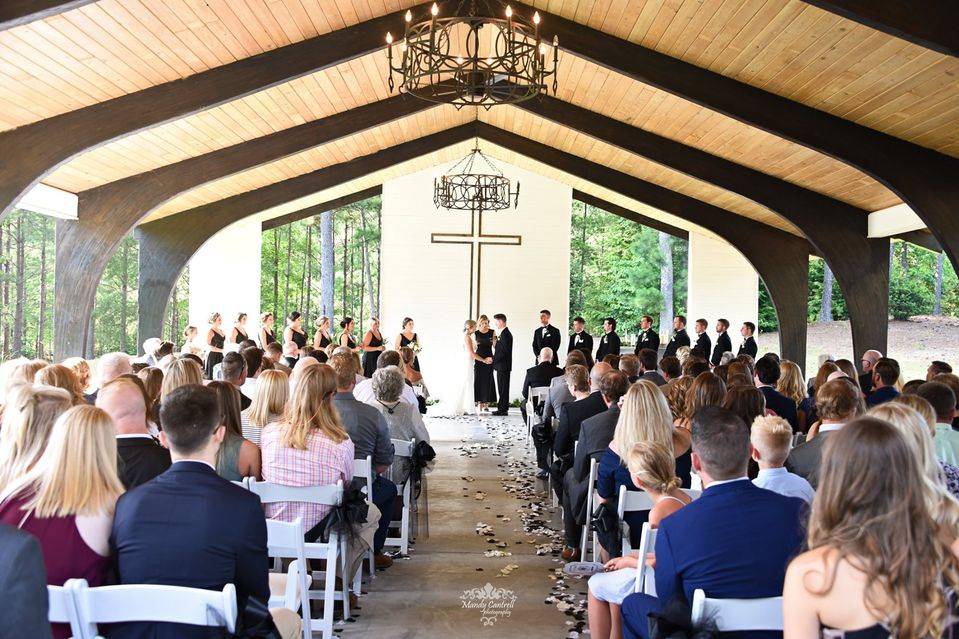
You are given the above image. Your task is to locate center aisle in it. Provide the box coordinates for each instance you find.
[339,413,587,638]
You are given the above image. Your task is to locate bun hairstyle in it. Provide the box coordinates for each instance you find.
[402,317,413,329]
[316,316,330,329]
[340,317,354,330]
[626,441,681,494]
[208,312,221,324]
[235,312,247,323]
[286,311,301,324]
[183,325,197,338]
[463,319,477,333]
[260,313,273,323]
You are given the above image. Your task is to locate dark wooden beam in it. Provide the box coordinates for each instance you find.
[897,229,943,253]
[261,187,382,231]
[53,96,428,358]
[572,190,688,240]
[0,0,94,30]
[800,0,958,57]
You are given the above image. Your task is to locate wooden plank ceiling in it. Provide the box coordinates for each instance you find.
[6,0,958,234]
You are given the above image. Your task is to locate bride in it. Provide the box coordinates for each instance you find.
[434,319,490,417]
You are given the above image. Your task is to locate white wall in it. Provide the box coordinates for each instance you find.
[380,160,572,403]
[188,217,261,344]
[686,232,759,355]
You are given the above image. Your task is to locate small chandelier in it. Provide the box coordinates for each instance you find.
[434,146,520,212]
[385,0,559,110]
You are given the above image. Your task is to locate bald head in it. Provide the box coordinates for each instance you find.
[99,352,133,386]
[96,378,148,435]
[590,362,613,391]
[539,347,554,363]
[861,350,883,373]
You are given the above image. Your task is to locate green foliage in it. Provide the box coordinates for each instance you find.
[0,210,55,359]
[889,275,933,319]
[807,257,848,322]
[757,281,778,332]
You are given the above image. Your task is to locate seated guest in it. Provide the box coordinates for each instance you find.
[112,385,299,639]
[0,385,72,489]
[239,347,264,401]
[264,342,293,375]
[928,360,953,380]
[776,360,807,431]
[675,372,726,431]
[399,346,424,387]
[97,352,133,395]
[917,381,959,465]
[561,370,629,561]
[682,357,709,378]
[933,372,959,430]
[550,364,605,492]
[801,362,840,430]
[353,350,418,407]
[787,378,863,488]
[587,442,691,639]
[723,385,766,431]
[136,366,163,423]
[288,357,318,395]
[637,349,665,386]
[619,355,640,384]
[370,366,431,485]
[726,360,754,389]
[1,406,123,639]
[0,524,53,639]
[750,415,814,504]
[834,358,865,397]
[62,356,96,404]
[754,353,799,431]
[543,349,589,425]
[240,369,288,446]
[97,377,171,489]
[159,358,203,402]
[664,376,693,422]
[220,351,251,410]
[34,363,85,406]
[866,357,901,407]
[621,406,806,639]
[658,356,681,386]
[207,381,260,481]
[783,418,959,639]
[329,353,398,569]
[141,337,162,366]
[894,394,959,498]
[521,347,564,427]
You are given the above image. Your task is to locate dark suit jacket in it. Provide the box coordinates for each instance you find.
[634,329,660,355]
[567,331,593,357]
[0,525,52,639]
[786,429,838,488]
[711,331,732,366]
[565,404,619,522]
[532,324,561,364]
[662,329,690,358]
[493,327,513,371]
[693,332,711,358]
[737,335,758,358]
[760,385,800,432]
[640,370,667,386]
[642,481,804,633]
[859,371,874,395]
[595,331,621,362]
[554,392,607,464]
[117,436,172,490]
[110,461,270,639]
[522,362,564,401]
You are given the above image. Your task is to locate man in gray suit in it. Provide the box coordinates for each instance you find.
[0,525,53,639]
[786,377,863,488]
[637,348,667,386]
[542,349,590,424]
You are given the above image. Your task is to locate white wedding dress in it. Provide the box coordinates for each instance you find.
[435,333,476,417]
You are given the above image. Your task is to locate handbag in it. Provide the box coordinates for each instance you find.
[591,500,622,558]
[233,596,281,639]
[531,420,554,447]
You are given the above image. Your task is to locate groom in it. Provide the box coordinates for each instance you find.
[492,314,513,416]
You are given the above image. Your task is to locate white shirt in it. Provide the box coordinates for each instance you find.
[753,467,815,504]
[353,377,418,407]
[705,476,750,490]
[240,377,258,400]
[818,422,844,433]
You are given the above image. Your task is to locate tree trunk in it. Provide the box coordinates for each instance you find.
[889,241,895,275]
[304,222,313,324]
[658,231,674,336]
[36,217,48,358]
[119,239,129,353]
[298,224,307,314]
[1,222,7,359]
[359,208,378,317]
[376,206,381,314]
[13,216,25,356]
[819,261,833,322]
[342,222,349,318]
[899,242,908,276]
[169,280,179,341]
[283,225,293,317]
[579,204,587,313]
[934,251,944,315]
[320,211,334,326]
[272,229,279,320]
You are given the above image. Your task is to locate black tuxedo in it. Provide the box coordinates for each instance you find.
[692,332,711,358]
[117,435,172,490]
[523,361,565,469]
[663,329,690,358]
[493,327,513,413]
[634,328,660,355]
[595,331,621,362]
[567,331,593,358]
[711,331,733,366]
[737,335,758,359]
[532,324,561,364]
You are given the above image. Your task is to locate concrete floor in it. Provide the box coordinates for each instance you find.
[337,413,586,639]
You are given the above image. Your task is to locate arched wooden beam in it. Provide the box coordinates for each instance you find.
[517,95,888,364]
[572,191,687,240]
[0,0,94,30]
[261,187,383,232]
[52,96,428,358]
[799,0,958,57]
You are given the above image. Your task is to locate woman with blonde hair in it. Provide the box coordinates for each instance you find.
[588,442,692,639]
[207,381,260,482]
[34,364,85,406]
[160,357,203,401]
[664,376,693,421]
[784,418,959,639]
[677,372,727,429]
[288,356,318,395]
[260,364,354,540]
[777,360,807,431]
[0,385,73,490]
[204,312,226,380]
[62,357,95,403]
[313,315,332,350]
[180,325,203,356]
[0,358,47,406]
[240,369,288,446]
[0,405,124,639]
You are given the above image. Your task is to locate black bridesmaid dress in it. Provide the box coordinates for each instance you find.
[262,328,276,346]
[362,331,383,378]
[205,331,225,379]
[399,333,421,372]
[473,329,497,404]
[316,332,332,349]
[286,329,307,367]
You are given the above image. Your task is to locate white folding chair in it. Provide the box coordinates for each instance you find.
[70,579,237,639]
[617,485,655,556]
[550,417,561,507]
[385,438,415,555]
[48,581,83,639]
[690,589,784,631]
[246,479,348,639]
[352,455,375,592]
[580,458,599,559]
[265,518,312,639]
[632,523,658,596]
[526,386,550,444]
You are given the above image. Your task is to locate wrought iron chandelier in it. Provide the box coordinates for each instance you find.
[434,145,520,212]
[385,0,558,109]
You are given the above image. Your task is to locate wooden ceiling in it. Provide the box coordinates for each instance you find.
[6,0,958,238]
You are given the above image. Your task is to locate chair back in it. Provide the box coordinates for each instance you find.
[391,438,415,457]
[633,524,658,595]
[530,386,550,401]
[616,484,655,518]
[690,589,783,631]
[48,582,83,638]
[353,455,373,499]
[247,479,343,506]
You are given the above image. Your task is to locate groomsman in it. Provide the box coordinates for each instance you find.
[692,319,711,359]
[737,321,758,358]
[634,315,660,355]
[711,318,732,366]
[532,309,561,365]
[567,316,593,358]
[662,315,691,359]
[595,317,621,362]
[492,314,513,416]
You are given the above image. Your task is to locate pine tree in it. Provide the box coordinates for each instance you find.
[321,210,334,325]
[658,231,673,335]
[819,262,833,322]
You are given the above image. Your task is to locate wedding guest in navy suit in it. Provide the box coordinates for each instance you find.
[620,406,805,639]
[755,353,800,431]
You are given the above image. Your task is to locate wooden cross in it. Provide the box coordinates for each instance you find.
[431,209,522,319]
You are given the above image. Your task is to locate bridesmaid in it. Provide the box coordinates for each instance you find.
[473,315,497,412]
[394,317,422,373]
[204,313,226,380]
[283,312,307,367]
[229,312,249,346]
[339,317,362,353]
[181,325,203,356]
[313,316,333,350]
[258,312,276,348]
[361,318,386,378]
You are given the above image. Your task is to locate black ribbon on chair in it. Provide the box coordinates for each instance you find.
[647,595,719,639]
[409,440,437,500]
[322,480,370,545]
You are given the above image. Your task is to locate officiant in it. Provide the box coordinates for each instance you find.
[532,310,561,365]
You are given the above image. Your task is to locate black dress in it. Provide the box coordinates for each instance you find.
[473,329,497,404]
[362,331,383,378]
[316,332,332,349]
[262,328,276,346]
[205,331,225,379]
[233,327,248,344]
[342,333,357,350]
[399,332,421,372]
[286,329,307,368]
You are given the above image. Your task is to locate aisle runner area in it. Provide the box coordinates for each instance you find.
[338,413,589,638]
